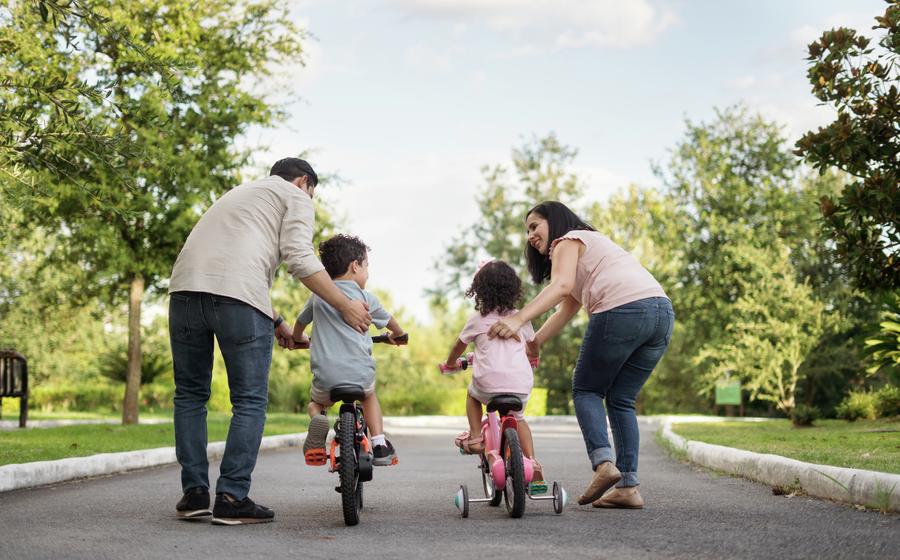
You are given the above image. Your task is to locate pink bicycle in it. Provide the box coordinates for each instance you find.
[440,354,567,518]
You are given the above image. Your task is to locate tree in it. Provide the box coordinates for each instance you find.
[795,0,900,289]
[0,0,175,203]
[695,241,828,414]
[431,133,587,413]
[4,0,307,424]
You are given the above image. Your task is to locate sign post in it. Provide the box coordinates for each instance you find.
[714,377,743,417]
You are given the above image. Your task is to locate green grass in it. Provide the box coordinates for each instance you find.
[0,412,309,466]
[672,418,900,474]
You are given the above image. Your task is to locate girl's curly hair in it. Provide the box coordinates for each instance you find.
[465,260,523,316]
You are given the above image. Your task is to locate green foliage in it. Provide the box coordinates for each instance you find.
[794,1,900,289]
[694,241,829,414]
[874,384,900,417]
[98,344,170,385]
[836,390,878,421]
[790,404,820,427]
[864,296,900,384]
[2,0,308,422]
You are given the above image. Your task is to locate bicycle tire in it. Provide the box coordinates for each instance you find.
[339,410,361,526]
[502,427,526,518]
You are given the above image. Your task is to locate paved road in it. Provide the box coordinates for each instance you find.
[1,419,896,559]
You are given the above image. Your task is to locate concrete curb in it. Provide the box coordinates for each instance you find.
[0,432,305,493]
[659,417,900,512]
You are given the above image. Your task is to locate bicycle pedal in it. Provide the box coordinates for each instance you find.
[334,486,341,493]
[529,481,548,495]
[304,449,327,466]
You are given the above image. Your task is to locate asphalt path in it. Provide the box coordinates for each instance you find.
[1,419,897,559]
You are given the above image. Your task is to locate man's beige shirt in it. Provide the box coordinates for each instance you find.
[168,175,325,318]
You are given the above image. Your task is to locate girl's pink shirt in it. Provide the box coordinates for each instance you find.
[550,230,668,314]
[459,309,535,395]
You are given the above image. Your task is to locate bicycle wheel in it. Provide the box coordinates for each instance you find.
[502,427,526,518]
[339,410,361,526]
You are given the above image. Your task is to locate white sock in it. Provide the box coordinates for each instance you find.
[371,434,386,447]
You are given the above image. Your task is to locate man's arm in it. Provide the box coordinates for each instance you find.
[299,270,371,333]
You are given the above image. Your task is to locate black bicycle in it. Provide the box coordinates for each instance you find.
[299,332,408,526]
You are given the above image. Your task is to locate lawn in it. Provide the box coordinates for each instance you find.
[671,418,900,474]
[0,412,310,466]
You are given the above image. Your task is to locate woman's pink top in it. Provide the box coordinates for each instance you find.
[549,230,667,314]
[459,309,535,395]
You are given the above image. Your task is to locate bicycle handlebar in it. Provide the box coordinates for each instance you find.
[294,332,408,350]
[439,352,539,374]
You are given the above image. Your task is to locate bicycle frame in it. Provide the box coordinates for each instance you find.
[483,411,533,490]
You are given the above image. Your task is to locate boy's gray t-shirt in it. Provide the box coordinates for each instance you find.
[297,280,392,390]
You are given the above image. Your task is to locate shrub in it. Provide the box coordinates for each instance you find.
[874,384,900,418]
[835,390,878,422]
[790,404,819,427]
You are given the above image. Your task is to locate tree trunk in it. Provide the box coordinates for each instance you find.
[122,274,144,425]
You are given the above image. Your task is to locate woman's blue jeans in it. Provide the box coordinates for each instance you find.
[572,297,674,487]
[169,291,273,500]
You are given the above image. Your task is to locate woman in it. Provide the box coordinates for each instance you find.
[488,201,674,509]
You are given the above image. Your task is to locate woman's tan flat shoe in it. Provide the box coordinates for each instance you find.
[576,461,622,505]
[592,485,644,509]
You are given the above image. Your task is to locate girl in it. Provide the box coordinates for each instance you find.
[441,260,544,484]
[488,201,673,509]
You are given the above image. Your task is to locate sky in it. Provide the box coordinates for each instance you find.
[246,0,885,323]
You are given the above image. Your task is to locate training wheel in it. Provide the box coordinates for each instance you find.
[455,484,469,518]
[552,481,567,514]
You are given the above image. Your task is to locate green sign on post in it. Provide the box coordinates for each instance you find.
[715,380,741,405]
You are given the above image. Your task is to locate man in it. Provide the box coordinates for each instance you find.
[168,158,371,525]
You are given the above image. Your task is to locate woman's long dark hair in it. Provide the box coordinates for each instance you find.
[525,201,595,284]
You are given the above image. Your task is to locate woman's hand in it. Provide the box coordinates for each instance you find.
[526,339,540,360]
[488,314,524,340]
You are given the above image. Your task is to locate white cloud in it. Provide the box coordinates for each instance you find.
[388,0,679,49]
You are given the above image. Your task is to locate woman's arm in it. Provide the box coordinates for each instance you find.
[488,239,580,340]
[533,295,581,347]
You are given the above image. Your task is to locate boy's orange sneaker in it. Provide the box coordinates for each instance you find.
[304,414,330,466]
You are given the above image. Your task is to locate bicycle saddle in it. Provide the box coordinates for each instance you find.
[486,395,523,415]
[330,384,366,403]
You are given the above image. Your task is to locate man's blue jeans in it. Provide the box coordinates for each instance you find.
[169,291,273,500]
[572,297,674,488]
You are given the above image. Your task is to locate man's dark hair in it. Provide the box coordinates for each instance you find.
[269,157,318,186]
[465,260,523,316]
[319,234,370,279]
[525,201,595,284]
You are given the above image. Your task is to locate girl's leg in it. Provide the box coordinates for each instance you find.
[516,417,535,459]
[466,394,483,436]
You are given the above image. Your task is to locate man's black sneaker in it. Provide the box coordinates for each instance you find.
[176,487,212,520]
[372,439,398,466]
[211,493,275,525]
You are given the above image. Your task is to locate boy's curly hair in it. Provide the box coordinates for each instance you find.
[465,260,523,316]
[319,234,370,279]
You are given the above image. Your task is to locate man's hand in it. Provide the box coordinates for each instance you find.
[488,313,523,341]
[275,321,295,349]
[340,299,371,333]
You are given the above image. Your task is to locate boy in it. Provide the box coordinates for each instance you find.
[293,234,406,466]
